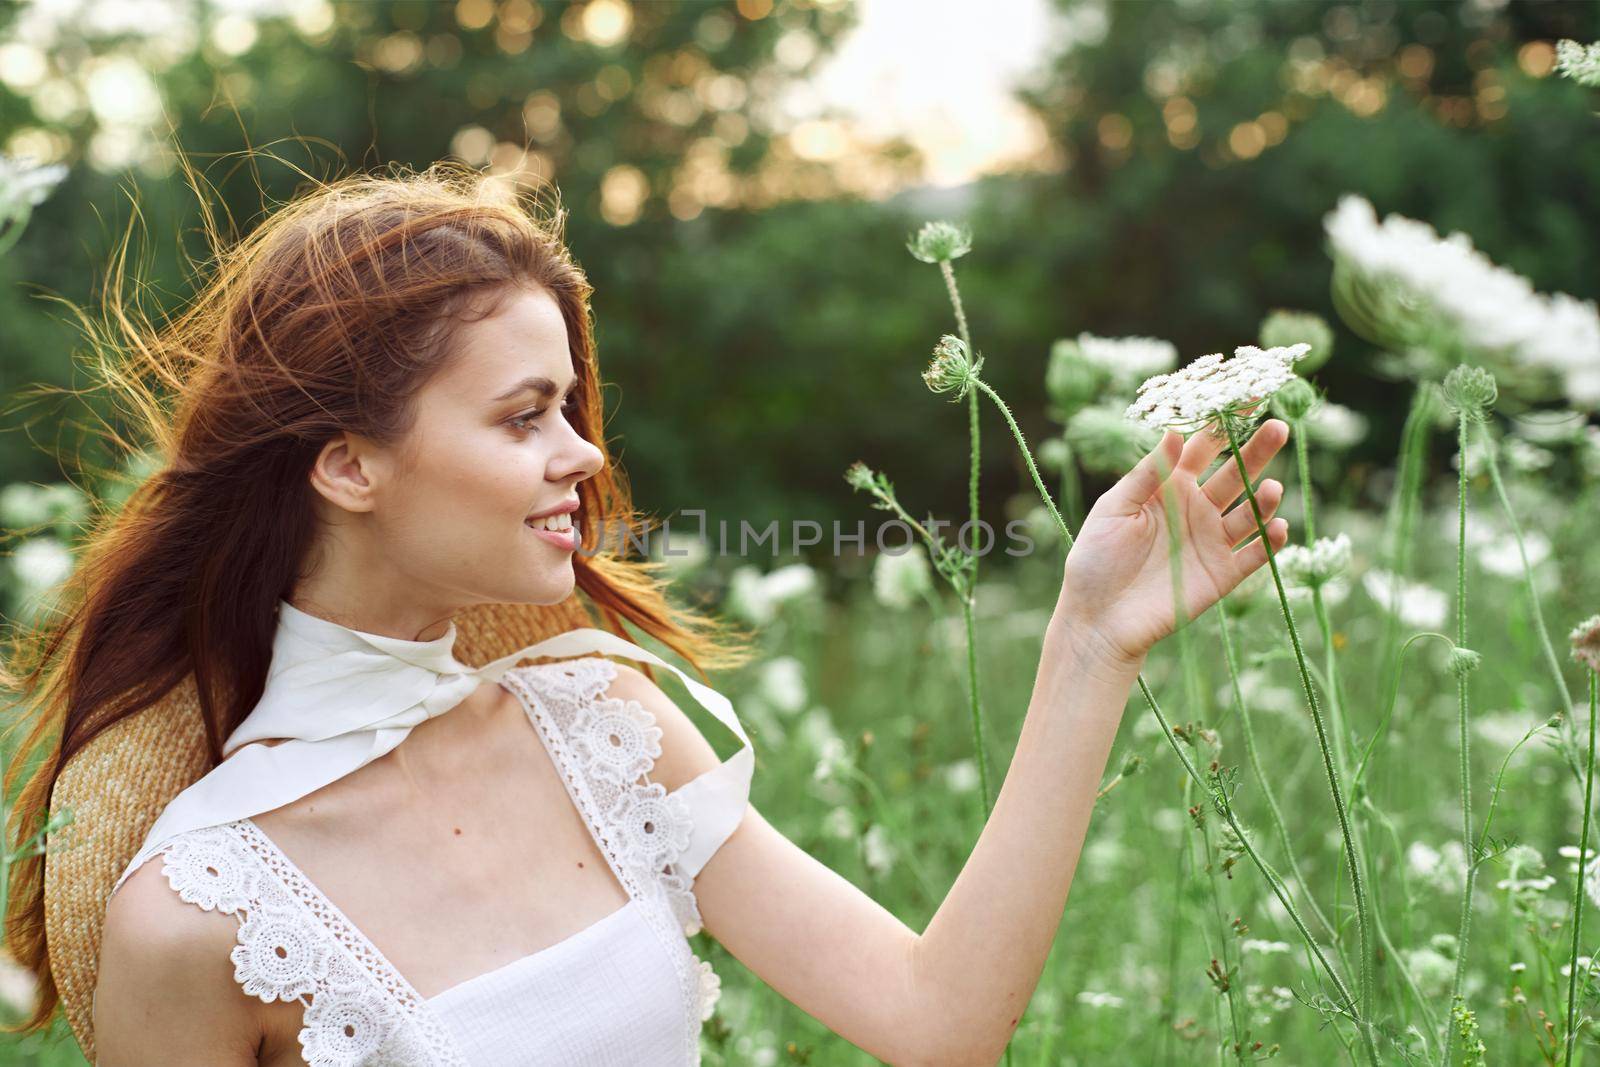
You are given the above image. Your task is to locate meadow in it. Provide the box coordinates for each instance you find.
[3,9,1600,1067]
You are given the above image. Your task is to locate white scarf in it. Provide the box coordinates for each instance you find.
[112,599,754,896]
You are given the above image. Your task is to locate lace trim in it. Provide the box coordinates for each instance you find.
[504,657,723,1061]
[156,823,469,1067]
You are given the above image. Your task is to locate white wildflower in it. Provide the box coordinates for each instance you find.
[942,758,979,794]
[1561,956,1599,980]
[1496,874,1556,893]
[1075,990,1126,1008]
[1402,947,1455,998]
[872,548,932,611]
[0,153,68,218]
[1241,939,1293,954]
[812,736,851,783]
[1407,839,1467,893]
[0,948,37,1017]
[862,824,895,876]
[9,537,73,593]
[822,806,855,840]
[1274,533,1352,589]
[1504,437,1555,473]
[726,562,817,626]
[1473,711,1544,750]
[1074,332,1179,388]
[1125,344,1310,434]
[1303,401,1368,449]
[1325,195,1600,408]
[1361,568,1449,630]
[756,656,807,714]
[1557,39,1600,86]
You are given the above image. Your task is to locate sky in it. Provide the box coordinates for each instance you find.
[777,0,1069,188]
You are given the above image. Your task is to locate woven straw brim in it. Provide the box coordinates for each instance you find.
[44,597,595,1061]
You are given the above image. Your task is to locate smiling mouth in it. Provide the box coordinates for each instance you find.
[524,514,579,547]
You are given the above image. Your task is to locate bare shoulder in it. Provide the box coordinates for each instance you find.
[96,852,261,1065]
[599,659,722,793]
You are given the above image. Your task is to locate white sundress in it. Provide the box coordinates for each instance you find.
[135,655,736,1066]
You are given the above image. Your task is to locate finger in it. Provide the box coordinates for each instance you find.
[1221,478,1282,546]
[1201,418,1289,511]
[1179,400,1271,480]
[1229,516,1290,580]
[1098,429,1184,517]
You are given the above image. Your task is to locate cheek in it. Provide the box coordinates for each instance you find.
[394,445,542,535]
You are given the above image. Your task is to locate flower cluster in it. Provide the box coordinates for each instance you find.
[1557,39,1600,87]
[1324,195,1600,407]
[905,220,972,264]
[1259,310,1334,373]
[1071,332,1179,385]
[1275,532,1352,589]
[1361,568,1449,631]
[1060,403,1162,475]
[1123,343,1310,434]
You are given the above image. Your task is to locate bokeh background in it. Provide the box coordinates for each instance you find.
[2,0,1599,1064]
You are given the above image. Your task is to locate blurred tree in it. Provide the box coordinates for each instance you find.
[3,0,1598,564]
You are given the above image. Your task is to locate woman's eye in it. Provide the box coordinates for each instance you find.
[509,394,580,434]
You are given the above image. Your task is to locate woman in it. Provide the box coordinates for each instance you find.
[4,164,1289,1066]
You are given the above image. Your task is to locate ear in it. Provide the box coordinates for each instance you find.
[309,432,379,514]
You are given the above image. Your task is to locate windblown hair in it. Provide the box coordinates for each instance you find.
[0,159,751,1035]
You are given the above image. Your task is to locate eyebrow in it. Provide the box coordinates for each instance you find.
[490,375,578,404]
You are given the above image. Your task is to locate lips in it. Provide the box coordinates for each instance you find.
[527,498,580,520]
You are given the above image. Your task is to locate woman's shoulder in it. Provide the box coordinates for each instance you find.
[96,846,263,1063]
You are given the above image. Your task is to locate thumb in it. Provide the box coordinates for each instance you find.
[1099,429,1183,517]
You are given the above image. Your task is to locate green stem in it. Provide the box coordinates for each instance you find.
[1138,674,1378,1064]
[1444,414,1477,1063]
[938,256,1009,1067]
[1480,420,1584,787]
[1351,631,1455,791]
[1377,386,1435,709]
[1219,603,1340,946]
[1221,414,1374,1026]
[1566,671,1598,1067]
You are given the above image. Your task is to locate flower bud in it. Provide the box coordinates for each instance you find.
[1038,436,1071,472]
[906,220,972,264]
[1570,613,1600,673]
[844,461,877,494]
[1271,378,1321,423]
[1259,310,1334,374]
[1448,646,1482,678]
[923,334,981,400]
[1442,365,1498,423]
[1045,339,1105,415]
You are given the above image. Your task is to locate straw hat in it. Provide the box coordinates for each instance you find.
[44,597,596,1061]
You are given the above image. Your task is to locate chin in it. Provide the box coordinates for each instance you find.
[521,569,577,607]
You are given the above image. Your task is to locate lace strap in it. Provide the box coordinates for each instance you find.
[504,658,709,940]
[154,823,468,1067]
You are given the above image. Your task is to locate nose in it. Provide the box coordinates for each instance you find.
[549,415,605,486]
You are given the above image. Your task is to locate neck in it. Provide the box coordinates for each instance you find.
[292,520,464,641]
[285,592,456,643]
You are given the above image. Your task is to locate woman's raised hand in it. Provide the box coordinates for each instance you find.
[1055,412,1292,666]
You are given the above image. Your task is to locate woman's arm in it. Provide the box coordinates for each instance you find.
[635,419,1290,1065]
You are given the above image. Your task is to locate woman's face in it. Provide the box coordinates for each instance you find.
[304,283,605,629]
